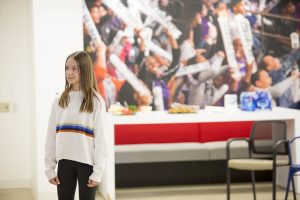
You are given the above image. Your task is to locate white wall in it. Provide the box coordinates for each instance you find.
[0,0,32,188]
[0,0,83,199]
[31,0,83,199]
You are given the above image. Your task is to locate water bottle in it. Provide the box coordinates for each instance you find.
[290,32,299,49]
[153,86,164,111]
[240,92,256,111]
[255,91,272,110]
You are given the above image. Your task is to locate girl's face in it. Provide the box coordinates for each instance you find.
[65,57,81,90]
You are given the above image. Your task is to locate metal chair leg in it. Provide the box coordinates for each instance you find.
[291,175,297,200]
[227,166,231,200]
[272,167,277,200]
[251,171,256,200]
[284,172,292,200]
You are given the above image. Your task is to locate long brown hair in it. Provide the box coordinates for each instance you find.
[59,51,98,113]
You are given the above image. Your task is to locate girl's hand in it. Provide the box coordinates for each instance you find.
[49,176,60,185]
[87,179,99,187]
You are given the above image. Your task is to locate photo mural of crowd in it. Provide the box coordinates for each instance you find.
[83,0,300,110]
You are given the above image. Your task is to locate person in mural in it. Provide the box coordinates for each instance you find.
[250,68,300,106]
[84,3,103,61]
[137,29,180,110]
[159,0,183,20]
[96,4,124,45]
[168,22,197,105]
[233,38,247,76]
[94,40,125,107]
[262,47,300,107]
[185,49,228,108]
[296,2,300,33]
[112,29,153,109]
[84,2,123,61]
[191,2,218,58]
[275,0,298,55]
[117,81,152,108]
[228,37,256,94]
[229,0,258,64]
[45,51,108,200]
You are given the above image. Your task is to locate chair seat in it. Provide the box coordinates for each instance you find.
[229,159,289,171]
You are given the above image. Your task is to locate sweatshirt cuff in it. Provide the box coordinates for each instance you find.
[45,169,57,181]
[89,171,102,183]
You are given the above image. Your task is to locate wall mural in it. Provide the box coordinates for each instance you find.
[83,0,300,111]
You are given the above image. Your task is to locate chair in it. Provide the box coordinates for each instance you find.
[284,136,300,200]
[226,120,290,200]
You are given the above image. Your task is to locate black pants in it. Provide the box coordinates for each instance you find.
[57,159,96,200]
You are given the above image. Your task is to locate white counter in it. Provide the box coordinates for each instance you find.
[99,107,300,200]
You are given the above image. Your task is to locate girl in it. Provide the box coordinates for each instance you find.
[45,51,108,200]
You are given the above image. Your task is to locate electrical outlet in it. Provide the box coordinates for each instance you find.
[0,103,10,112]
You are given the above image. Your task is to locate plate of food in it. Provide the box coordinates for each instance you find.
[167,103,199,114]
[108,104,137,115]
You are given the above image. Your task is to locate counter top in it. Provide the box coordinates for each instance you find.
[107,107,300,125]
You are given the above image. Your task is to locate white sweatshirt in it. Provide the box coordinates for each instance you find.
[45,90,108,182]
